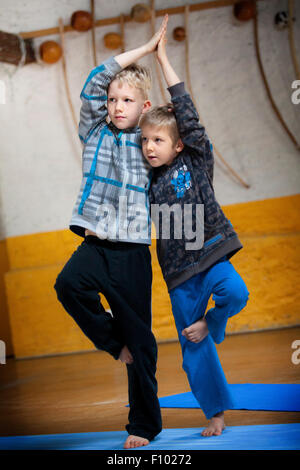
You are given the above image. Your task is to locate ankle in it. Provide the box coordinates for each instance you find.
[213,411,224,418]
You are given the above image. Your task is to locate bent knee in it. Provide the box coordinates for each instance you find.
[54,271,75,297]
[219,278,249,308]
[229,280,249,308]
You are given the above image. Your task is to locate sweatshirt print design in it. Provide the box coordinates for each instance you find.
[171,165,192,199]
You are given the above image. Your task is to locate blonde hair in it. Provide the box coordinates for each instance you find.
[113,63,151,100]
[139,104,180,145]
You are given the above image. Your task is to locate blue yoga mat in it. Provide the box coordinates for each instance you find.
[0,424,299,450]
[158,384,300,412]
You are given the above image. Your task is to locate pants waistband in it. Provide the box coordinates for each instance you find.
[84,235,148,251]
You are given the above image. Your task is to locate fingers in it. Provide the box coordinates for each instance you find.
[158,27,167,46]
[158,14,168,40]
[147,14,168,53]
[160,14,168,33]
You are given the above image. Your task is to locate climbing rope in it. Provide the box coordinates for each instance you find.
[288,0,300,81]
[184,5,250,188]
[91,0,97,67]
[253,1,300,151]
[58,17,81,163]
[120,14,125,53]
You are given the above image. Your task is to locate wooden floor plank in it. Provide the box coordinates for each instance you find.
[0,327,299,437]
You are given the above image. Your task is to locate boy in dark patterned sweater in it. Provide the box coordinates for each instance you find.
[140,27,249,436]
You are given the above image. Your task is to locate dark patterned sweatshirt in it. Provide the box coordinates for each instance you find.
[149,82,243,291]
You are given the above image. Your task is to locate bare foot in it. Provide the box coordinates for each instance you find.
[119,345,133,365]
[124,435,150,449]
[182,318,209,343]
[85,228,97,236]
[201,412,225,437]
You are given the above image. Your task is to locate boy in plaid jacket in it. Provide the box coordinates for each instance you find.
[55,16,168,449]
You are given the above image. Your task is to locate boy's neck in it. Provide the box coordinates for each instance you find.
[108,121,140,135]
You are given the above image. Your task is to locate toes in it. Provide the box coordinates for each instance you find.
[125,436,149,448]
[184,330,194,339]
[136,439,148,448]
[185,333,200,343]
[124,437,134,448]
[191,336,200,343]
[202,426,223,437]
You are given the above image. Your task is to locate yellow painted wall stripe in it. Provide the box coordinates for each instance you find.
[5,194,300,271]
[0,239,13,355]
[2,194,300,358]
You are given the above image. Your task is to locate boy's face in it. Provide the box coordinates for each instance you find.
[107,80,150,130]
[141,125,183,167]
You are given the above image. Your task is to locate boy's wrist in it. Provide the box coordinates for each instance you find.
[157,54,168,65]
[142,43,152,56]
[115,44,149,69]
[167,82,186,98]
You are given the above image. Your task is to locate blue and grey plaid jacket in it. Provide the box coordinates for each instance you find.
[69,56,152,244]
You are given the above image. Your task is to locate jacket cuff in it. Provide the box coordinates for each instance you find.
[167,82,186,98]
[104,56,122,76]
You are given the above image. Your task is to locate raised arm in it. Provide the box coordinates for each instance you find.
[156,28,181,88]
[78,57,121,144]
[78,14,168,144]
[114,14,168,69]
[157,30,212,172]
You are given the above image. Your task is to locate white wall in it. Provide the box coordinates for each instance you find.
[0,0,299,239]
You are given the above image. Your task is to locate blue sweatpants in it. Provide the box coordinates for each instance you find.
[169,256,249,419]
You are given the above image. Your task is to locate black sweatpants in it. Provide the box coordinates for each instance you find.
[54,235,162,441]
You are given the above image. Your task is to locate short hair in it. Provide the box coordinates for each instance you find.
[139,103,180,145]
[112,63,151,100]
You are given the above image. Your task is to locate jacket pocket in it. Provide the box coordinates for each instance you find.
[204,233,223,248]
[204,201,225,231]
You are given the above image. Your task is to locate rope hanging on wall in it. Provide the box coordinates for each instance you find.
[184,5,250,189]
[150,0,168,104]
[58,17,81,159]
[253,1,300,151]
[120,14,125,53]
[91,0,97,67]
[288,0,300,81]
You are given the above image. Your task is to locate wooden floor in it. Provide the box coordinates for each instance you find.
[0,327,299,437]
